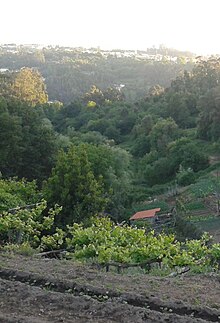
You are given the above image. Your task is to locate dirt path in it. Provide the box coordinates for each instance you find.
[0,253,219,322]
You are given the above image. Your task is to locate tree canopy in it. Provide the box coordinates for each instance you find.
[44,145,107,226]
[0,68,48,106]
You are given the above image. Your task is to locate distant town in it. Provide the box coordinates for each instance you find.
[0,43,198,63]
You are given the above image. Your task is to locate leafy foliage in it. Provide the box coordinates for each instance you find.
[44,144,108,226]
[0,200,62,248]
[0,178,40,212]
[65,217,220,270]
[0,100,58,181]
[10,68,48,105]
[0,46,193,103]
[0,68,48,106]
[2,52,220,262]
[176,166,196,186]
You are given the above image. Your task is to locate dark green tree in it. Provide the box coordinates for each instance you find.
[44,145,107,226]
[0,100,58,182]
[168,138,209,172]
[197,86,220,140]
[71,144,133,221]
[149,117,179,155]
[0,105,23,177]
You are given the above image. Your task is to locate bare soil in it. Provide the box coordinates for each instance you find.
[0,253,220,322]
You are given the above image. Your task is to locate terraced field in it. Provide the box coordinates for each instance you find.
[0,254,219,322]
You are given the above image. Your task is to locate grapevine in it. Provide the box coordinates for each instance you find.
[65,217,220,270]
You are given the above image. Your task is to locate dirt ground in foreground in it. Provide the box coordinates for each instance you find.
[0,253,219,322]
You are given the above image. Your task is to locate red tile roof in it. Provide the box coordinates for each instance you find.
[130,208,161,221]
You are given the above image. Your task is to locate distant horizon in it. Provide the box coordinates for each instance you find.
[2,0,220,56]
[0,42,204,56]
[2,40,220,57]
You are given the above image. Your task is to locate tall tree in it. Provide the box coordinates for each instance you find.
[44,145,107,226]
[197,86,220,140]
[149,117,179,155]
[11,68,48,106]
[0,100,57,182]
[82,144,132,221]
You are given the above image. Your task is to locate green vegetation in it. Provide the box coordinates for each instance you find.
[66,217,220,270]
[1,214,220,273]
[44,145,107,226]
[0,67,48,106]
[1,48,220,274]
[195,217,220,231]
[0,178,40,212]
[0,200,62,247]
[0,45,194,103]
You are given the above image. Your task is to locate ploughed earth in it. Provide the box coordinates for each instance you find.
[0,253,220,322]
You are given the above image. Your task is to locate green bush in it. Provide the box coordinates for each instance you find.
[177,167,196,186]
[0,178,40,212]
[0,200,62,248]
[64,216,220,271]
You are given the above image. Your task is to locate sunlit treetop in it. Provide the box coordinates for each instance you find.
[0,68,48,106]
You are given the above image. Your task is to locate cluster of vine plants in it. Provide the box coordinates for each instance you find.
[64,217,220,270]
[1,209,220,271]
[0,200,63,248]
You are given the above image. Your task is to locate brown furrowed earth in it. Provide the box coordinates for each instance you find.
[0,253,220,322]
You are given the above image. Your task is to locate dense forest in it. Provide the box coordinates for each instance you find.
[1,46,220,271]
[0,44,194,103]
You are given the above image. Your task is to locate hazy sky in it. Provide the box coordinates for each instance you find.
[1,0,220,55]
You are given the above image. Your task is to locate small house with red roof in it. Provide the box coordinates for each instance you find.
[129,208,161,222]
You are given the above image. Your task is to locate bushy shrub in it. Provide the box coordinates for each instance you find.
[176,166,196,186]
